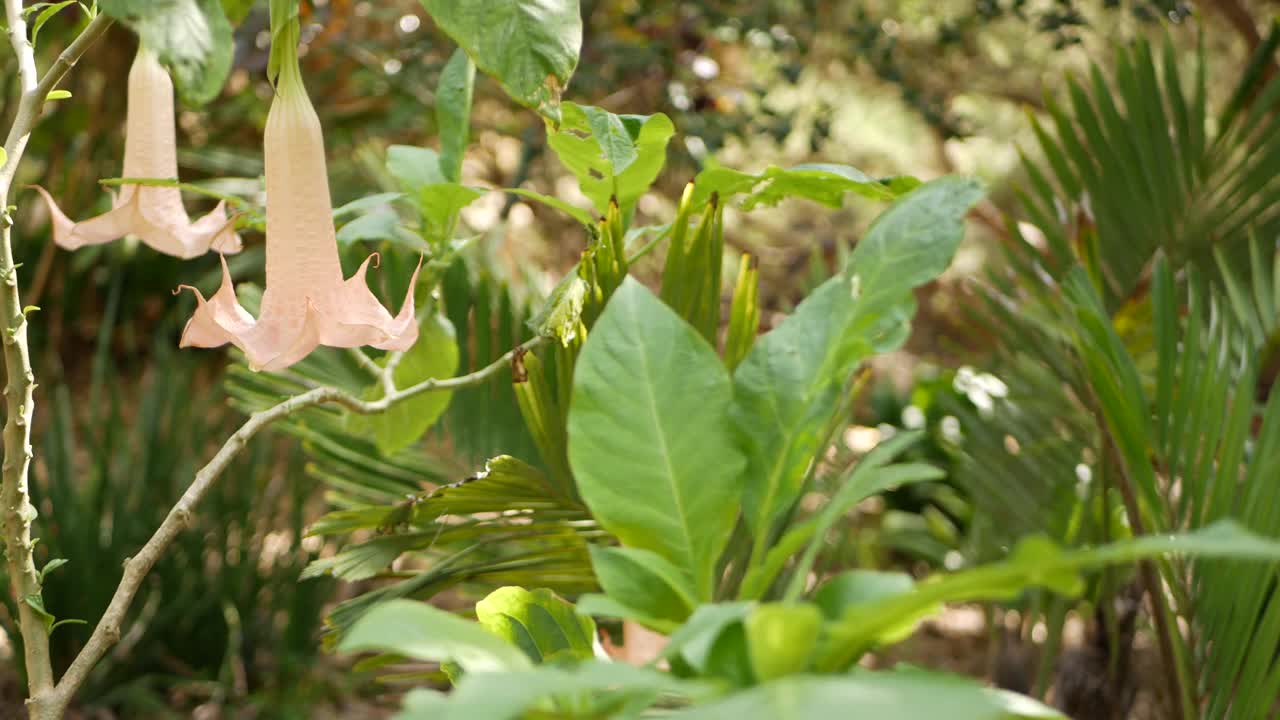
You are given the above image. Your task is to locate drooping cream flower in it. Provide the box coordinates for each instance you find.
[178,40,419,372]
[33,47,241,258]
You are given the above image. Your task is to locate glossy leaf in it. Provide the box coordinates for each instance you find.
[589,545,697,624]
[546,103,674,215]
[420,0,582,119]
[394,661,698,720]
[474,586,596,663]
[339,599,531,672]
[731,177,982,542]
[568,278,745,599]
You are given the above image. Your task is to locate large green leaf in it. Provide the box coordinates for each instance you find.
[671,672,1062,720]
[546,103,675,215]
[474,586,596,663]
[354,314,460,455]
[339,599,531,672]
[394,661,700,720]
[100,0,233,105]
[731,177,982,542]
[420,0,582,119]
[568,278,745,599]
[588,545,698,624]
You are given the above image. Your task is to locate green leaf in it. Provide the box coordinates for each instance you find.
[812,570,915,620]
[573,594,679,634]
[44,89,71,100]
[546,103,674,215]
[31,1,76,48]
[419,183,485,243]
[747,164,916,209]
[333,192,406,219]
[811,571,930,646]
[387,145,449,193]
[701,620,755,687]
[568,278,745,599]
[504,187,594,227]
[785,457,944,600]
[845,176,986,333]
[589,545,697,624]
[475,586,596,663]
[671,672,1063,720]
[744,603,822,681]
[300,535,417,581]
[583,105,638,174]
[23,594,55,633]
[394,661,699,720]
[38,558,69,584]
[690,163,920,211]
[355,314,460,455]
[730,177,982,542]
[410,455,576,521]
[436,48,475,183]
[336,209,415,247]
[100,0,234,106]
[660,602,753,672]
[420,0,581,119]
[221,0,255,23]
[339,599,531,672]
[818,521,1280,671]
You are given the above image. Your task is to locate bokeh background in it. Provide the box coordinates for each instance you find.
[0,1,1272,717]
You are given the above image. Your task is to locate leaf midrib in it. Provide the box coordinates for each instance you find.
[630,299,702,598]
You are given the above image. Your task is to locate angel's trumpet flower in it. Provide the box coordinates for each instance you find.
[32,47,241,258]
[178,36,419,372]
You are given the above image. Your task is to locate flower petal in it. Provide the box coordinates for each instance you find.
[30,185,141,250]
[180,254,422,371]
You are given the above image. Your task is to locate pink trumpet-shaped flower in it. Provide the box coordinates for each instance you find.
[33,48,241,258]
[178,50,419,372]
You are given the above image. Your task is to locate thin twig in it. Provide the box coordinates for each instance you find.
[348,347,383,378]
[1,7,112,720]
[46,335,544,712]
